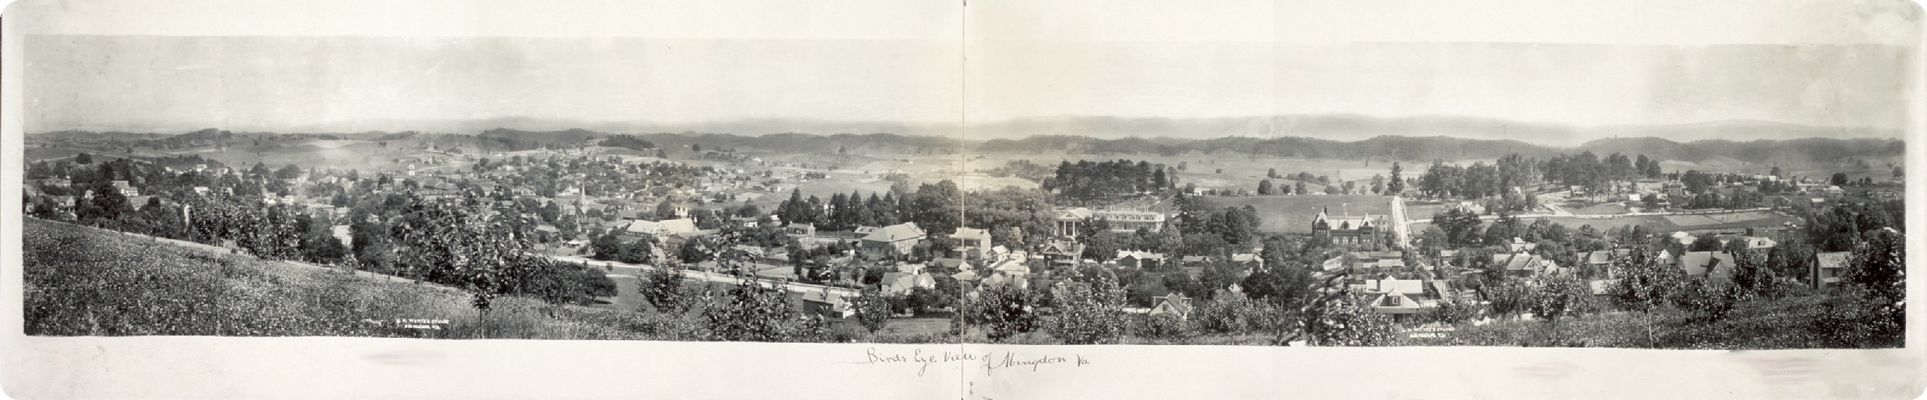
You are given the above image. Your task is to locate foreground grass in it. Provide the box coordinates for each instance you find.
[24,219,964,342]
[1425,295,1902,349]
[25,220,706,339]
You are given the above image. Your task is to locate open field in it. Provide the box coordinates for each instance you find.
[1195,194,1397,233]
[1564,201,1630,215]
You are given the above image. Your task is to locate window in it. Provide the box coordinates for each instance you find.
[1385,295,1401,306]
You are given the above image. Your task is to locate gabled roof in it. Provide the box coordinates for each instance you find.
[1677,251,1736,276]
[1114,250,1165,261]
[952,227,990,241]
[1149,294,1193,316]
[1041,240,1082,255]
[990,258,1031,274]
[952,268,981,281]
[656,218,698,235]
[1491,253,1559,272]
[863,222,926,243]
[1055,207,1095,220]
[1364,279,1427,295]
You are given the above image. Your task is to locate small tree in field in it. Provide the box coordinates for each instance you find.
[852,287,892,333]
[1527,273,1592,344]
[390,198,537,331]
[641,261,688,313]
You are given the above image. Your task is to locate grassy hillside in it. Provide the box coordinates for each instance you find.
[1425,295,1902,349]
[22,219,687,339]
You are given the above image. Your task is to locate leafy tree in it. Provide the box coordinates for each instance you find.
[74,152,93,164]
[617,233,659,265]
[1192,289,1267,334]
[1430,291,1480,324]
[1687,235,1723,252]
[1257,179,1275,195]
[1527,274,1591,326]
[1387,162,1405,194]
[1482,278,1533,318]
[1045,269,1129,344]
[654,199,679,220]
[851,287,893,333]
[82,179,130,224]
[389,198,540,325]
[1837,229,1905,331]
[704,277,823,342]
[640,261,689,313]
[1302,292,1397,346]
[970,283,1038,341]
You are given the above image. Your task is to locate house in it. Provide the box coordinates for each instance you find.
[1359,279,1442,322]
[1490,253,1562,277]
[952,268,982,284]
[1051,207,1166,237]
[1588,279,1618,307]
[1229,253,1264,270]
[988,254,1031,278]
[800,291,855,319]
[1179,255,1209,268]
[1813,251,1851,290]
[39,177,71,188]
[109,180,139,197]
[859,222,927,258]
[1731,236,1777,252]
[1113,250,1165,269]
[981,273,1030,290]
[1311,207,1387,251]
[1505,237,1536,253]
[1147,294,1194,320]
[730,215,762,228]
[931,258,973,273]
[880,272,937,295]
[1675,251,1736,278]
[784,222,816,237]
[1041,240,1084,265]
[952,227,992,251]
[1583,249,1633,274]
[1822,185,1847,198]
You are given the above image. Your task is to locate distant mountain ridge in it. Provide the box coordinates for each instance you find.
[30,116,1904,164]
[36,114,1899,147]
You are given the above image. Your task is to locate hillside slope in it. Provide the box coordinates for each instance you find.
[22,219,671,339]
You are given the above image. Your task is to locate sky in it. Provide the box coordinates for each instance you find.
[16,0,1921,134]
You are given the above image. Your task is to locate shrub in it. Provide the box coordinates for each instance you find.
[1132,314,1195,342]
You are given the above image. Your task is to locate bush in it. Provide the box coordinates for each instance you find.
[1044,278,1129,345]
[1132,314,1195,342]
[970,284,1039,341]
